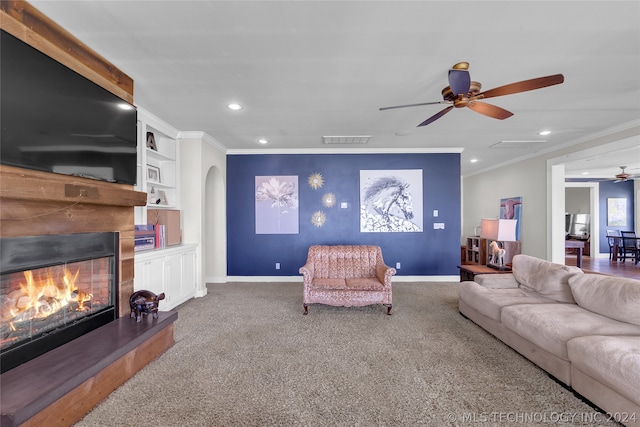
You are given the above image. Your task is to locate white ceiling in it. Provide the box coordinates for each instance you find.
[29,1,640,177]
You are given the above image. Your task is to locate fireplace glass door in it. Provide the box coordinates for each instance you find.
[1,232,118,373]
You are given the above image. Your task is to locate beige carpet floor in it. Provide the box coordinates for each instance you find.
[75,282,619,426]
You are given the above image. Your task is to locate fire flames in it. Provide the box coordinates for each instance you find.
[1,267,93,332]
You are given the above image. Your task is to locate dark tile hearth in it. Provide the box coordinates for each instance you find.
[0,312,177,427]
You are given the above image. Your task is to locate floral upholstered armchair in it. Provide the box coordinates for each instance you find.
[299,245,396,315]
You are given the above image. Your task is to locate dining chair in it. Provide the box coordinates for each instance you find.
[619,231,639,264]
[605,229,621,260]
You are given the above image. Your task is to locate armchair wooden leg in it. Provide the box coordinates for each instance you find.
[385,304,392,315]
[303,304,308,315]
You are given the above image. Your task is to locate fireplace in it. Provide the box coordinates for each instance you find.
[1,232,118,373]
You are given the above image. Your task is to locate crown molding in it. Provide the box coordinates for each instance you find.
[179,131,226,154]
[226,147,464,155]
[465,119,640,178]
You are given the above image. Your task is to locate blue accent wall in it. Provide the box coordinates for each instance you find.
[598,180,635,253]
[227,153,461,276]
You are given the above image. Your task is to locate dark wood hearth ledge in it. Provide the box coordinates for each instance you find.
[0,312,178,427]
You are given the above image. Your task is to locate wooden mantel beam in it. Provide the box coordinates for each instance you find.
[0,0,134,103]
[0,165,147,209]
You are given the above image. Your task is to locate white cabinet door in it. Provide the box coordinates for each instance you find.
[164,253,183,308]
[133,244,198,311]
[134,257,165,297]
[182,249,197,297]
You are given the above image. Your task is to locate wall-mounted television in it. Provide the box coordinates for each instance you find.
[1,30,138,185]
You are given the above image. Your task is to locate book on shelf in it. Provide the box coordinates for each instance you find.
[134,236,155,252]
[155,224,166,249]
[135,224,156,251]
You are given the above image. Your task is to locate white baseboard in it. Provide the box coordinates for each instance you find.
[211,275,459,283]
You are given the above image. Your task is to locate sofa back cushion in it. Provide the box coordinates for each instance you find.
[307,245,381,279]
[512,254,583,303]
[569,274,640,326]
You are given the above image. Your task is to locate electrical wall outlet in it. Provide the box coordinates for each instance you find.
[275,263,280,270]
[396,262,401,269]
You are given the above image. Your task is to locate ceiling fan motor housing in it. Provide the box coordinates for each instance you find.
[441,81,482,102]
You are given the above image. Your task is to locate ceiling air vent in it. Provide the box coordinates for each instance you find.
[490,140,547,149]
[322,135,371,145]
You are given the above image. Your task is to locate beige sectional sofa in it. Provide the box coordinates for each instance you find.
[459,254,640,426]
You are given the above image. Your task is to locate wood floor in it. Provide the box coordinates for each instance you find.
[565,255,640,279]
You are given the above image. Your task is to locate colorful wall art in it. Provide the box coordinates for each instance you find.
[607,197,627,226]
[500,196,522,240]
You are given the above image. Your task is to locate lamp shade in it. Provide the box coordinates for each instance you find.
[480,218,518,241]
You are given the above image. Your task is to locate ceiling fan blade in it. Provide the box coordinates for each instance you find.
[417,106,454,127]
[448,69,471,96]
[477,74,564,99]
[379,101,447,111]
[466,101,513,120]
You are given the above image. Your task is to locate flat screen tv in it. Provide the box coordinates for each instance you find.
[1,30,138,185]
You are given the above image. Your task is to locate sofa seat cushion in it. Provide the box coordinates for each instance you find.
[511,254,582,303]
[312,278,348,290]
[458,281,558,321]
[473,273,519,288]
[311,278,385,291]
[569,274,640,326]
[567,335,640,407]
[345,277,384,291]
[501,304,640,360]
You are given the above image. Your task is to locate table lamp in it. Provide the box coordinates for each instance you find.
[480,218,518,269]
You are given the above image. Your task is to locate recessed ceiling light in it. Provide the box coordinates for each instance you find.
[227,103,242,111]
[258,139,268,144]
[538,130,551,136]
[394,130,411,136]
[118,103,134,110]
[470,158,478,163]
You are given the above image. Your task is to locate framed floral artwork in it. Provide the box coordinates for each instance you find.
[255,176,299,234]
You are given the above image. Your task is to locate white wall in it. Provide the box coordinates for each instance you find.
[463,155,548,258]
[565,188,590,215]
[463,121,640,261]
[180,131,227,293]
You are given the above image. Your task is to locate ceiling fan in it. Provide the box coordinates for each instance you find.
[612,166,640,183]
[380,62,564,127]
